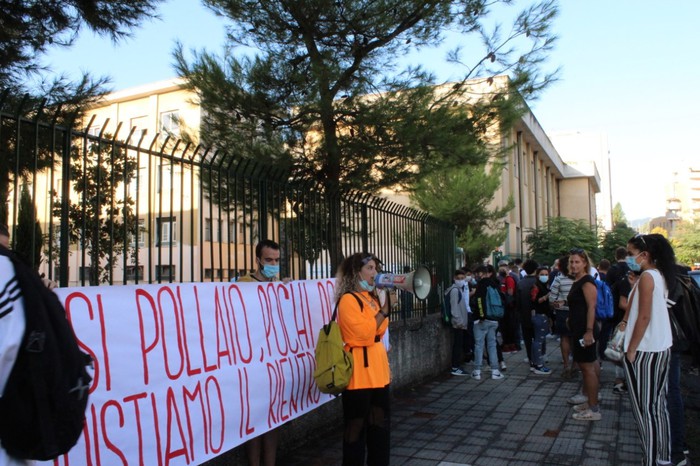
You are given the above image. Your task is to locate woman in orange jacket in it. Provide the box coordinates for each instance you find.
[336,252,392,466]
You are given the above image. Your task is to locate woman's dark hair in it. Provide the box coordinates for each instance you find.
[557,255,570,276]
[536,266,549,275]
[627,233,676,291]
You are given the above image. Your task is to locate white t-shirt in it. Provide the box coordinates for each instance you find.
[623,268,672,352]
[0,254,30,466]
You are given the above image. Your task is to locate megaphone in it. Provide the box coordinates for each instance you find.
[375,265,432,300]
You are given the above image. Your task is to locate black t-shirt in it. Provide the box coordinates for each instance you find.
[568,275,596,337]
[606,261,629,287]
[611,277,632,324]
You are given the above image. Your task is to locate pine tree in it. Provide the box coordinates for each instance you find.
[55,137,138,284]
[175,0,559,269]
[1,0,164,225]
[412,161,514,264]
[15,183,43,270]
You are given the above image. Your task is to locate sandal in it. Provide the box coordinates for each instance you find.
[572,409,601,421]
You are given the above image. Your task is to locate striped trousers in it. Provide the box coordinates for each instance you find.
[623,349,671,466]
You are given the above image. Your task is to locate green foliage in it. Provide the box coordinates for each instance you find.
[1,0,163,226]
[15,183,43,270]
[175,0,559,269]
[673,221,700,268]
[612,202,627,227]
[1,0,162,96]
[600,222,637,261]
[525,217,599,265]
[54,138,137,284]
[411,161,513,265]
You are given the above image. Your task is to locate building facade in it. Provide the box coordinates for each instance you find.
[74,77,604,272]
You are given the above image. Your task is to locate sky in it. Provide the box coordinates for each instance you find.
[42,0,700,223]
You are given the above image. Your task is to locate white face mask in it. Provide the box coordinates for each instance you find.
[454,279,466,288]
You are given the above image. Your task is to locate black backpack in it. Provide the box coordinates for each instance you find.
[0,248,92,460]
[666,273,700,351]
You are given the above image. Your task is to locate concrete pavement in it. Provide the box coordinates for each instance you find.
[281,337,673,466]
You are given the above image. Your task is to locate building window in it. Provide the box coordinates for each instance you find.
[155,265,175,281]
[129,116,148,146]
[125,265,144,281]
[159,111,180,141]
[204,268,222,280]
[156,217,176,246]
[79,266,96,283]
[228,220,238,243]
[130,219,146,247]
[206,218,223,242]
[87,126,102,137]
[205,218,212,242]
[157,162,172,192]
[128,167,146,199]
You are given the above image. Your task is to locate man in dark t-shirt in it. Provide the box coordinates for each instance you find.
[605,247,630,287]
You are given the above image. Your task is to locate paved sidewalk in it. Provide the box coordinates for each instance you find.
[284,338,649,465]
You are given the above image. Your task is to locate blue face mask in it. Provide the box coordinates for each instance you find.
[539,275,549,283]
[261,264,280,278]
[359,279,375,292]
[626,254,641,272]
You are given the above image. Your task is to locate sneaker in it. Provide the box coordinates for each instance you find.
[568,393,587,405]
[572,409,601,421]
[491,370,504,380]
[500,360,507,371]
[612,383,627,395]
[573,402,589,413]
[533,365,552,375]
[530,363,535,372]
[451,367,468,376]
[471,370,482,380]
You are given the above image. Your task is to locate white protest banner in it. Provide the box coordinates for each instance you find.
[47,279,337,466]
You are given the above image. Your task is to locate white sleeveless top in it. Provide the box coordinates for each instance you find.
[623,268,672,352]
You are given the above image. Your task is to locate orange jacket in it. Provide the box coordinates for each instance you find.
[337,291,390,390]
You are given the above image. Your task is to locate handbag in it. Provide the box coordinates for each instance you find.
[604,326,625,363]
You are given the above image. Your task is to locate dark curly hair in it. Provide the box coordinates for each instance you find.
[335,252,382,301]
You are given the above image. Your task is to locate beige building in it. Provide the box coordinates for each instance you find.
[496,104,601,257]
[650,164,700,237]
[43,79,261,284]
[60,76,603,279]
[548,131,612,230]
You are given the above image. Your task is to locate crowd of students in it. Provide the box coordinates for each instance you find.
[447,234,693,466]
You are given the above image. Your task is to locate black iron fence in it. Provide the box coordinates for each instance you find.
[0,96,456,318]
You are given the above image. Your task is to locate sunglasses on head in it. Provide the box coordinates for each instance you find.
[634,233,647,249]
[569,248,585,255]
[361,255,382,266]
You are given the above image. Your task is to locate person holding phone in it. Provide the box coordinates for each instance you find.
[566,248,600,421]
